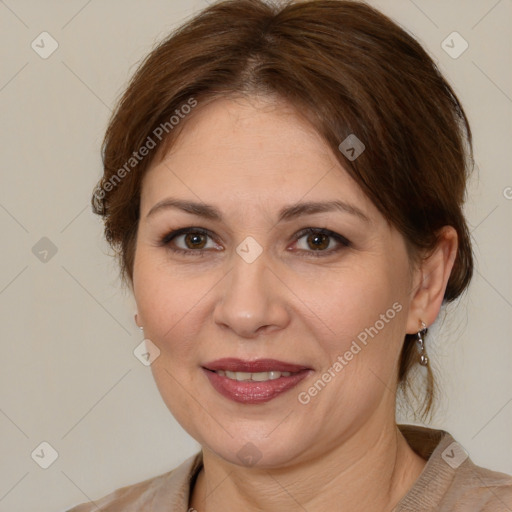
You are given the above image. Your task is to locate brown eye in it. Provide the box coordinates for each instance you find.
[292,228,351,257]
[161,227,221,255]
[306,232,330,250]
[184,232,207,249]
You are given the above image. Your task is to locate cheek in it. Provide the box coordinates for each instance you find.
[133,248,212,359]
[310,264,399,340]
[133,251,216,435]
[305,259,408,395]
[297,282,406,420]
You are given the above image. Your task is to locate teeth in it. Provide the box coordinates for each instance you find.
[234,371,252,381]
[215,370,293,381]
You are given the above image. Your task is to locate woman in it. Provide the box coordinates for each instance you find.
[68,0,512,510]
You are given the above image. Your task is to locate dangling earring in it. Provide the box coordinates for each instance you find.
[416,321,428,366]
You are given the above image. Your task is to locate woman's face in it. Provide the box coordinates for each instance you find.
[133,96,419,468]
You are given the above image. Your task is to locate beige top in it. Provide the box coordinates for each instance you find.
[67,425,512,511]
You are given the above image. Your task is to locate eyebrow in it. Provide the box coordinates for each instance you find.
[146,198,370,223]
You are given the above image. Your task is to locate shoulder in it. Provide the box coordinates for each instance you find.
[65,452,202,512]
[396,425,512,511]
[66,472,168,512]
[448,463,512,511]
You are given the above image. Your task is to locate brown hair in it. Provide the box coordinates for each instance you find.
[92,0,474,418]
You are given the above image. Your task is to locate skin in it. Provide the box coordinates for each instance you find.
[133,95,458,511]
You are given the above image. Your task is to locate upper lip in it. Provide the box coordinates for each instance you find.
[203,358,310,373]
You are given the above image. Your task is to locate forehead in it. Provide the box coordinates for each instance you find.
[140,96,375,219]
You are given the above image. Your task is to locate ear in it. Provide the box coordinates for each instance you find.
[406,226,458,334]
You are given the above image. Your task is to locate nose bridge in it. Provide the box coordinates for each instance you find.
[213,246,288,337]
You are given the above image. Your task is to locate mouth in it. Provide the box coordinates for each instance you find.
[202,358,312,404]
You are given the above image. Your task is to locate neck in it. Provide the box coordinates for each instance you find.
[190,421,426,512]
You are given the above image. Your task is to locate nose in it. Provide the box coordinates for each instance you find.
[213,251,290,338]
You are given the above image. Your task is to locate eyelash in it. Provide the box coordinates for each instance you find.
[159,227,351,258]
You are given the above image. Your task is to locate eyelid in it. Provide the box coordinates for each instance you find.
[293,227,350,247]
[160,226,214,246]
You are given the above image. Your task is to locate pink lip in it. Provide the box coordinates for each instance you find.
[202,358,312,404]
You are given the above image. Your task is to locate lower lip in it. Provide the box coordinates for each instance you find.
[202,368,311,404]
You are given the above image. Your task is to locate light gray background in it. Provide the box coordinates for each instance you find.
[0,1,511,511]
